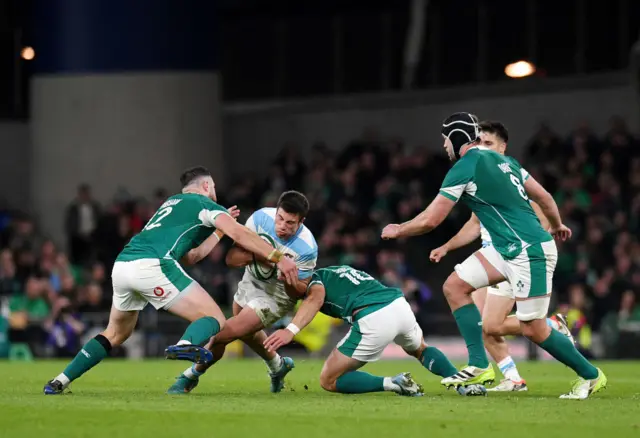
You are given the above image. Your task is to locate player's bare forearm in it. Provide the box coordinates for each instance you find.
[217,217,283,262]
[284,276,312,298]
[530,201,551,230]
[182,230,225,266]
[397,195,455,238]
[524,177,562,228]
[290,284,326,330]
[444,214,480,251]
[225,246,253,268]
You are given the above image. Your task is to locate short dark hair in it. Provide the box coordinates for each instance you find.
[277,190,310,219]
[479,121,509,143]
[180,166,211,187]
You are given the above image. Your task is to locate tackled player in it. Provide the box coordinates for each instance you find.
[44,167,298,395]
[167,191,318,394]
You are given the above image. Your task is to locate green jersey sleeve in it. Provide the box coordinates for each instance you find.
[307,272,324,293]
[197,198,231,228]
[439,156,477,202]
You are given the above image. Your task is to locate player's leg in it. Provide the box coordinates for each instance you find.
[511,241,606,400]
[169,299,294,394]
[480,286,528,391]
[321,304,422,396]
[168,300,263,394]
[440,247,506,386]
[44,307,139,394]
[44,261,143,395]
[472,286,517,381]
[160,258,226,364]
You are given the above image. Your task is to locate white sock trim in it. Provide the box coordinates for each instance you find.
[55,373,70,388]
[177,340,191,346]
[184,365,203,380]
[266,354,283,373]
[383,377,401,392]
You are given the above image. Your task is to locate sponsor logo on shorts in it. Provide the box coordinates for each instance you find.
[153,287,165,297]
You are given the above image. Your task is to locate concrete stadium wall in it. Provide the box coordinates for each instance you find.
[0,122,29,211]
[223,72,640,178]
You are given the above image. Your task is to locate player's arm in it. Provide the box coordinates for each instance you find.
[383,194,456,239]
[204,212,298,284]
[443,213,481,251]
[181,230,225,266]
[225,245,271,268]
[283,248,317,296]
[523,176,572,240]
[224,211,274,268]
[263,282,326,353]
[430,213,480,263]
[182,206,240,266]
[530,201,550,231]
[382,160,471,240]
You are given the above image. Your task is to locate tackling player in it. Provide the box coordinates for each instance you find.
[44,167,298,395]
[167,191,317,394]
[429,121,574,392]
[381,113,606,400]
[263,265,482,397]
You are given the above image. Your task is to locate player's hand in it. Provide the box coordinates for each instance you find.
[381,224,401,240]
[549,224,572,241]
[277,256,298,285]
[264,329,295,353]
[430,246,448,263]
[227,205,240,220]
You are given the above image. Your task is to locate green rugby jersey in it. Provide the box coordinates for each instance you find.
[307,265,403,321]
[439,146,552,260]
[117,193,229,262]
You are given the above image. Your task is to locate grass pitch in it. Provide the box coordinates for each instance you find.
[1,359,639,438]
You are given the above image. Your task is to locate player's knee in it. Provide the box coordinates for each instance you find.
[442,276,464,303]
[482,319,501,337]
[101,325,132,347]
[519,318,548,342]
[319,371,337,392]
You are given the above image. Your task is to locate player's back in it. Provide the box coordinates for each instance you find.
[310,265,402,321]
[117,193,222,262]
[461,148,551,256]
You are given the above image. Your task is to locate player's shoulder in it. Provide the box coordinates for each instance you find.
[251,207,276,223]
[174,193,223,209]
[290,224,318,260]
[503,155,523,168]
[456,147,485,167]
[312,265,340,280]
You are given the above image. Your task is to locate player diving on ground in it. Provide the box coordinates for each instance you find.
[263,265,486,397]
[44,166,298,395]
[381,112,606,400]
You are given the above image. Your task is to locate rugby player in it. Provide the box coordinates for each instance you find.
[263,265,479,396]
[44,166,298,395]
[429,121,573,392]
[381,113,606,400]
[167,191,318,394]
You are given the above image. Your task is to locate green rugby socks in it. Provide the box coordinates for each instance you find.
[453,304,489,368]
[420,346,458,378]
[538,329,599,380]
[179,316,221,346]
[58,335,112,385]
[335,371,385,393]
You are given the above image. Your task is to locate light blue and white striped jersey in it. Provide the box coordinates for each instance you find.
[245,207,318,283]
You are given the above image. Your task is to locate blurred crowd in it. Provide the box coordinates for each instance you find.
[1,118,640,359]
